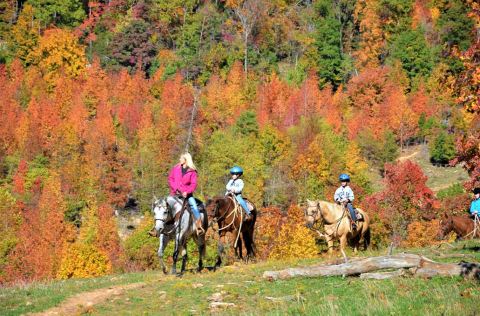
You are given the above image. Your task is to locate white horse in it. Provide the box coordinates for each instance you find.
[152,196,208,275]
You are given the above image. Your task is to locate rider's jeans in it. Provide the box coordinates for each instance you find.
[347,203,356,221]
[235,194,251,215]
[188,197,201,219]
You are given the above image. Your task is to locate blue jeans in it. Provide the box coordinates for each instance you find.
[347,203,356,221]
[235,194,251,216]
[188,196,200,219]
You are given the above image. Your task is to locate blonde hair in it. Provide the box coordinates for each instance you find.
[180,152,196,170]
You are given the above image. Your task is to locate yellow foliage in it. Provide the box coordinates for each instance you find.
[26,28,86,84]
[57,243,111,279]
[269,222,317,260]
[10,4,39,62]
[269,205,317,260]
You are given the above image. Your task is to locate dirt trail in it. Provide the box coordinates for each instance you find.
[28,282,146,316]
[397,149,420,162]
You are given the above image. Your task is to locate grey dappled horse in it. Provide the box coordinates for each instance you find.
[152,196,208,275]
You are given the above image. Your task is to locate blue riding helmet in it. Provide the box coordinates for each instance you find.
[339,173,350,182]
[230,166,243,175]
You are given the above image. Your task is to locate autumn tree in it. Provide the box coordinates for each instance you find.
[26,28,86,84]
[364,160,437,242]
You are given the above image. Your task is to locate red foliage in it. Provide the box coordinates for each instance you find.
[364,160,437,241]
[96,203,122,268]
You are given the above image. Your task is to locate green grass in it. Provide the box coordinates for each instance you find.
[1,240,479,315]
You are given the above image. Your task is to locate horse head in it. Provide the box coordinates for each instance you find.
[304,199,321,229]
[152,198,173,233]
[437,213,453,240]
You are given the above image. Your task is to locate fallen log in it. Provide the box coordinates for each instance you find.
[360,269,406,280]
[263,254,425,280]
[263,253,477,281]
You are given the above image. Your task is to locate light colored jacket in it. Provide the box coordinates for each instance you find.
[226,179,244,195]
[334,185,354,203]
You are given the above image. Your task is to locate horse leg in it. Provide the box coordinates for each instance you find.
[242,227,254,262]
[215,233,226,270]
[363,228,371,250]
[340,235,348,263]
[180,245,188,276]
[196,235,206,273]
[326,235,334,256]
[235,230,243,260]
[158,233,169,274]
[171,233,181,275]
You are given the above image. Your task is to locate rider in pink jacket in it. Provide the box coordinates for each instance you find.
[167,153,203,234]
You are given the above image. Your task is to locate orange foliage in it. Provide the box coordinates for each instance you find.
[402,220,440,248]
[354,0,384,69]
[257,73,291,129]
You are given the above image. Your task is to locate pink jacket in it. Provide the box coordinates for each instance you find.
[168,164,198,195]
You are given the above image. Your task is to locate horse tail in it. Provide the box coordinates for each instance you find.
[363,227,371,250]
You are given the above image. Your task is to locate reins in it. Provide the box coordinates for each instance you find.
[212,195,243,248]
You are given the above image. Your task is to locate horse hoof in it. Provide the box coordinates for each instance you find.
[176,273,183,278]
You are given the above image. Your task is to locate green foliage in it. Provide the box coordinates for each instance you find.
[123,217,160,270]
[25,155,50,190]
[435,0,474,51]
[417,113,438,142]
[313,0,350,87]
[199,126,265,203]
[429,130,456,164]
[233,110,258,136]
[436,183,464,199]
[26,0,86,28]
[357,130,399,170]
[388,29,434,81]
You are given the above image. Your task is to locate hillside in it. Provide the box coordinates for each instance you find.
[396,144,469,193]
[1,241,479,315]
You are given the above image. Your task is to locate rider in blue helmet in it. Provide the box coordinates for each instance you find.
[334,173,357,229]
[226,166,252,220]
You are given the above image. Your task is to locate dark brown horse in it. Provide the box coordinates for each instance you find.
[206,195,257,269]
[438,213,480,240]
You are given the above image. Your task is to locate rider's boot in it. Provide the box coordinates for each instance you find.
[148,226,158,237]
[195,218,205,235]
[351,221,357,231]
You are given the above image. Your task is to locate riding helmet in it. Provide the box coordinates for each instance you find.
[230,166,243,175]
[339,173,350,182]
[474,188,480,195]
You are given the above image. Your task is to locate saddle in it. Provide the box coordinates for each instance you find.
[227,193,253,221]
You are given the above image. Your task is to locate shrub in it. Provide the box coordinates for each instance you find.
[402,220,440,248]
[57,243,111,279]
[268,205,317,260]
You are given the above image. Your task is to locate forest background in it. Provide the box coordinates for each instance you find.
[0,0,479,283]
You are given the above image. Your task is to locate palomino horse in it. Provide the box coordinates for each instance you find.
[438,213,480,240]
[206,194,256,269]
[152,196,208,275]
[305,200,370,261]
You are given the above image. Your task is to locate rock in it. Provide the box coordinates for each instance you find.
[207,291,227,302]
[209,302,235,310]
[192,283,204,288]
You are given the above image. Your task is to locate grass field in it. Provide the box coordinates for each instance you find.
[1,240,479,315]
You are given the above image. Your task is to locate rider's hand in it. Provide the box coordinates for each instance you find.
[182,192,187,198]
